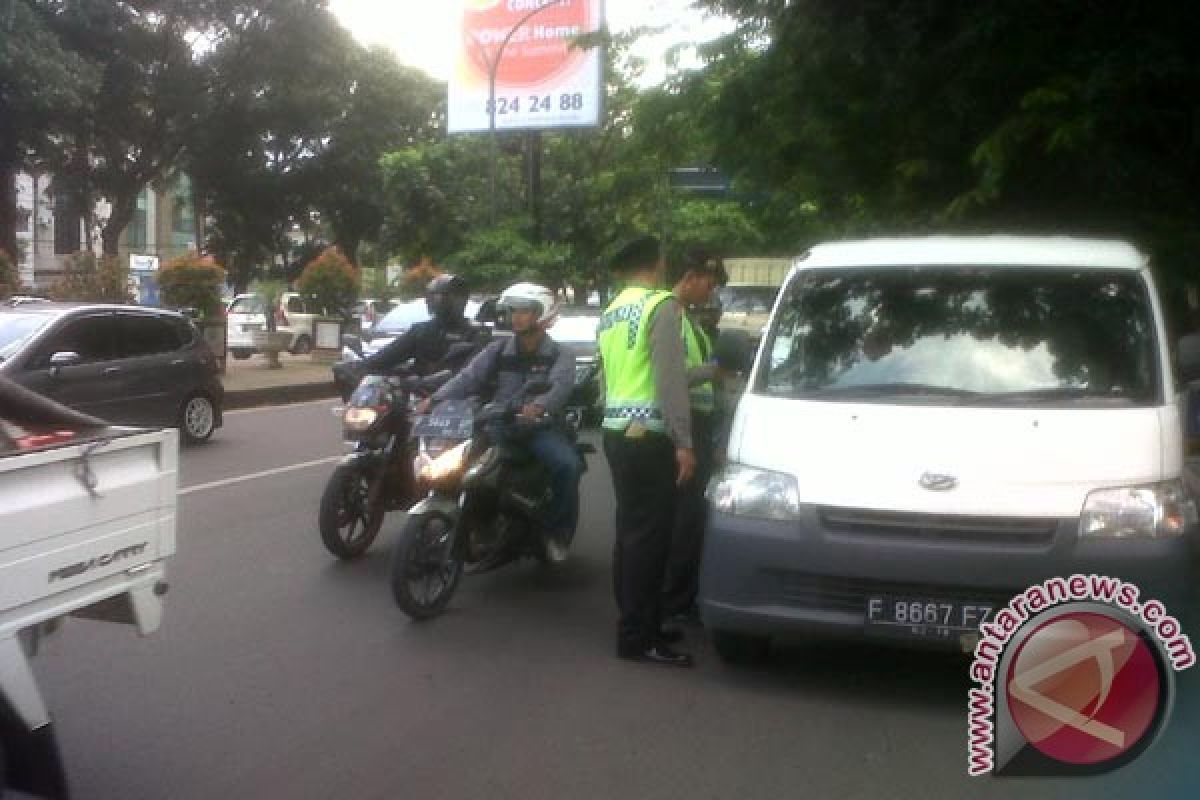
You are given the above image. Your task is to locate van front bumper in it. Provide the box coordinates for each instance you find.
[698,507,1195,644]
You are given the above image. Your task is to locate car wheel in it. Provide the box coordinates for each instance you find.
[230,348,253,360]
[290,334,313,355]
[180,393,217,444]
[711,630,771,665]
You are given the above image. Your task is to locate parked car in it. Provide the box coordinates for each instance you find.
[0,303,224,443]
[351,297,395,333]
[700,235,1200,663]
[4,295,51,307]
[225,291,319,359]
[547,310,602,426]
[358,297,484,359]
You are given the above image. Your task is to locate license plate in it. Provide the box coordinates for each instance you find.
[865,596,995,639]
[411,413,473,439]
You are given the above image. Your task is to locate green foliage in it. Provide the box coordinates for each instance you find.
[297,246,358,317]
[666,201,766,265]
[380,138,501,264]
[48,252,132,303]
[158,252,227,319]
[316,46,444,264]
[692,0,1200,290]
[446,226,574,292]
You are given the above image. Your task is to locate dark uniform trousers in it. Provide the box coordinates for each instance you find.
[603,429,678,654]
[662,411,714,618]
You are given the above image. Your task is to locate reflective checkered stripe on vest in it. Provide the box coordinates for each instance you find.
[683,316,715,414]
[597,287,674,433]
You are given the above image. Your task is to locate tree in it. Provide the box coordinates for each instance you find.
[296,245,358,317]
[694,0,1200,293]
[0,0,94,259]
[380,136,508,266]
[187,0,359,289]
[315,47,443,265]
[36,0,225,257]
[158,252,226,318]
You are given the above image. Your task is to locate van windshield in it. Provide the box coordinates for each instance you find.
[757,267,1160,405]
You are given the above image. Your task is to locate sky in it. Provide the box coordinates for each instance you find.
[327,0,733,86]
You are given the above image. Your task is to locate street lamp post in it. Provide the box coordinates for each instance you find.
[480,0,562,226]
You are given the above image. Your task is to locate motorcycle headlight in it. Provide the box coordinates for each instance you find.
[708,464,801,521]
[1079,480,1198,539]
[419,440,470,486]
[344,406,381,432]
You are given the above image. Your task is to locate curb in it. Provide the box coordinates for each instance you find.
[222,381,339,411]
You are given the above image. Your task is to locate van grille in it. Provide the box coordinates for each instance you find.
[818,507,1059,545]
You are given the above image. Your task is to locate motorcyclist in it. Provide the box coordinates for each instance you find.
[357,274,488,377]
[419,282,582,562]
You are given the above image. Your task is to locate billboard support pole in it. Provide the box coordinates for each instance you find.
[484,1,562,227]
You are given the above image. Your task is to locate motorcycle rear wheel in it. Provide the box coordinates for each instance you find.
[318,464,385,559]
[391,512,463,620]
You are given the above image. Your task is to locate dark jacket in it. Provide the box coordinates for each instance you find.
[432,334,575,414]
[360,317,488,376]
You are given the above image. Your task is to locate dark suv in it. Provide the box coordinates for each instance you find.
[0,303,224,443]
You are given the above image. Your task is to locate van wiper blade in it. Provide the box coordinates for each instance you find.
[810,383,982,398]
[962,387,1131,405]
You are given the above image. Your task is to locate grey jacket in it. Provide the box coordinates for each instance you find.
[431,333,576,414]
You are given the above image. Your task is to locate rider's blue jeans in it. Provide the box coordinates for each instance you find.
[526,428,582,540]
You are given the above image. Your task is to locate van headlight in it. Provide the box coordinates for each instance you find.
[1079,480,1198,539]
[708,464,801,520]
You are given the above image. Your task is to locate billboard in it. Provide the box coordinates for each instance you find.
[448,0,604,133]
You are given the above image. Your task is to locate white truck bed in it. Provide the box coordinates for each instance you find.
[1,427,177,778]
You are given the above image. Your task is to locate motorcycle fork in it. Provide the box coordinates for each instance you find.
[364,434,398,513]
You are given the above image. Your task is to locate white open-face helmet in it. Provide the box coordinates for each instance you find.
[498,282,560,327]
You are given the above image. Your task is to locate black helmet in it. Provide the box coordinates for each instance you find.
[425,274,469,323]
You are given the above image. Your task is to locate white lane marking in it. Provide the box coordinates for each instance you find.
[179,455,342,495]
[225,398,339,416]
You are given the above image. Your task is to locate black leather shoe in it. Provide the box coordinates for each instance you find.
[658,626,684,645]
[619,644,694,668]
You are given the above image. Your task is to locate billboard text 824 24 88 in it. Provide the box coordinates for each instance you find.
[448,0,604,134]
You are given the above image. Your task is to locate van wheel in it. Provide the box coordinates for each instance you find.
[711,630,771,665]
[290,334,313,355]
[180,393,217,444]
[230,348,253,360]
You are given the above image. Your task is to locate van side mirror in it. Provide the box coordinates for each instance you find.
[1180,333,1200,383]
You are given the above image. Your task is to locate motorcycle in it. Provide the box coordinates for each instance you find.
[389,383,594,620]
[318,340,478,560]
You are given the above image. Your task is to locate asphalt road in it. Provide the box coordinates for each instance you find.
[27,401,1200,799]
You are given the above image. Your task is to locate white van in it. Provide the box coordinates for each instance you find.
[225,292,319,359]
[700,236,1200,662]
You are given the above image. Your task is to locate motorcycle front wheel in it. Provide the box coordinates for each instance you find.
[391,512,463,620]
[318,464,385,559]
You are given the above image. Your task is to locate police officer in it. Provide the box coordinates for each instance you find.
[663,251,727,624]
[359,274,487,376]
[598,235,696,667]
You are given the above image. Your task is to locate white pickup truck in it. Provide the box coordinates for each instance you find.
[1,378,177,799]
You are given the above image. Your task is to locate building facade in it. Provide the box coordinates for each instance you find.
[14,172,199,290]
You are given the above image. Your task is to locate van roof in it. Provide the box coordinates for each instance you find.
[799,236,1148,271]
